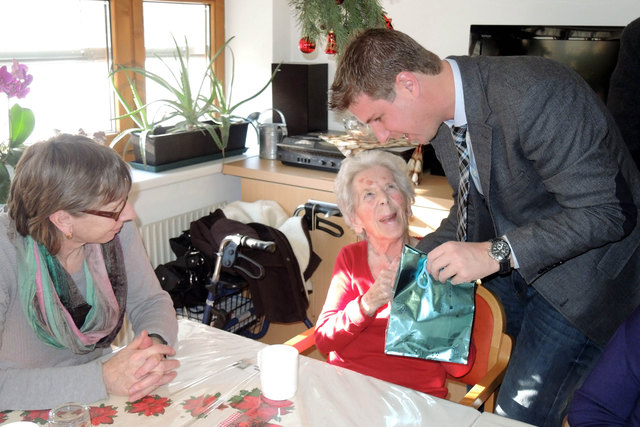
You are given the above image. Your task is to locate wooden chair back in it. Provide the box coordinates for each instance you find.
[448,284,513,411]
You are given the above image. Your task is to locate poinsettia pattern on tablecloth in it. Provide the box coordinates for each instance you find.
[182,392,226,418]
[0,387,297,426]
[89,404,118,424]
[226,388,294,425]
[125,394,172,417]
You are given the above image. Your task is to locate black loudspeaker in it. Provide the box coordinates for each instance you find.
[422,144,445,176]
[271,63,328,136]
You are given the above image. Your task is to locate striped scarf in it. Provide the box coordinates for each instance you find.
[17,235,127,354]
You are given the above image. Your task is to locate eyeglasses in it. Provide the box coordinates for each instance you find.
[81,197,128,221]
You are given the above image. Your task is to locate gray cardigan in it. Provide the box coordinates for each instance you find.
[0,215,178,410]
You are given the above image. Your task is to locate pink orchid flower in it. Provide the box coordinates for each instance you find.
[0,59,33,99]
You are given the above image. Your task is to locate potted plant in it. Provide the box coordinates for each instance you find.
[110,36,279,171]
[0,60,34,204]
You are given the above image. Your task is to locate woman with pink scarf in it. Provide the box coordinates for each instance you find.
[0,134,179,410]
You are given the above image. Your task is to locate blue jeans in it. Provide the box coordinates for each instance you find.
[484,272,603,427]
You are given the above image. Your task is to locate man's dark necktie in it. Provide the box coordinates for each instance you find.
[452,125,469,242]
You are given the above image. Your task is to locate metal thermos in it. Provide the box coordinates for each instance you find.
[257,109,287,160]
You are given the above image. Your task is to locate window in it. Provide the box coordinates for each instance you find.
[0,0,224,148]
[142,1,211,126]
[0,1,112,142]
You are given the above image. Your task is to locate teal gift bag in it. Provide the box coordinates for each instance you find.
[384,245,475,364]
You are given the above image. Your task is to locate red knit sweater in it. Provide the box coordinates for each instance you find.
[315,241,474,398]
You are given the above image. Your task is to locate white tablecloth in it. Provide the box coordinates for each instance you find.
[162,319,480,426]
[1,319,531,426]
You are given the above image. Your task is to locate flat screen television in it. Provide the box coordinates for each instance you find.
[469,25,624,103]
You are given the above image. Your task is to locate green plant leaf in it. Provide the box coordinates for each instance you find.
[9,104,35,147]
[135,128,151,167]
[109,71,152,130]
[6,146,25,167]
[109,69,158,151]
[202,122,224,151]
[110,127,139,149]
[0,162,10,205]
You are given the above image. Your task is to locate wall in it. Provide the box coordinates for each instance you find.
[226,0,640,132]
[224,0,276,151]
[130,159,240,227]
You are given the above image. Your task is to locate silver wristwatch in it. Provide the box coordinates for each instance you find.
[489,237,511,275]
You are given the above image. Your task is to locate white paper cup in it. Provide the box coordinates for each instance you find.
[47,402,91,427]
[257,344,299,400]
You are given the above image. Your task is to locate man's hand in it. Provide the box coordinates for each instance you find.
[426,241,499,284]
[102,330,180,402]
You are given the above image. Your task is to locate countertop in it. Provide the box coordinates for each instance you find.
[222,156,454,211]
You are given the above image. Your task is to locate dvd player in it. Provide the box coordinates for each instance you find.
[277,132,418,173]
[277,133,346,172]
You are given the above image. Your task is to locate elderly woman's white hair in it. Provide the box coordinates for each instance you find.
[334,149,415,234]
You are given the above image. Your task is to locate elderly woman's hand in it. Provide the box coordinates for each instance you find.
[102,330,180,401]
[360,260,399,316]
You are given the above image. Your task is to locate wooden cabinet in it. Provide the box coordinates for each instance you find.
[223,157,452,359]
[410,176,455,237]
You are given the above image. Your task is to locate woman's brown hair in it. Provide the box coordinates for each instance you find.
[8,133,131,254]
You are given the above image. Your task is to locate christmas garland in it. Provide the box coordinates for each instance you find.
[289,0,391,55]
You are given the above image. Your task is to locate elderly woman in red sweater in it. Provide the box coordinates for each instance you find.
[314,149,474,398]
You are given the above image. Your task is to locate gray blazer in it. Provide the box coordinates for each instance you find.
[416,55,640,347]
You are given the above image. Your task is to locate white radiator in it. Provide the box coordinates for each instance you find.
[140,203,226,267]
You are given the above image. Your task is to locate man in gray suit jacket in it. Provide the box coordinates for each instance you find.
[330,29,640,426]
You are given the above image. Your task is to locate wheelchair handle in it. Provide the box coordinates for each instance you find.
[210,234,276,284]
[294,200,344,237]
[306,199,342,217]
[236,235,276,253]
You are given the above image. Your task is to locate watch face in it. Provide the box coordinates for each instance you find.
[491,239,510,260]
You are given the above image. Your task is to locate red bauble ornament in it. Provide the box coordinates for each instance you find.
[383,14,394,30]
[325,30,337,55]
[336,0,344,4]
[298,36,316,54]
